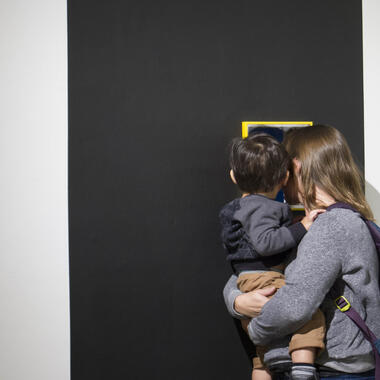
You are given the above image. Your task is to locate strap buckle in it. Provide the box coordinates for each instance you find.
[335,296,351,312]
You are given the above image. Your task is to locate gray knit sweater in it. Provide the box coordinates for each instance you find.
[223,208,380,372]
[219,194,306,274]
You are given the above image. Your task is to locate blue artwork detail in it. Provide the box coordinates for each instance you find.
[248,126,284,142]
[276,190,284,203]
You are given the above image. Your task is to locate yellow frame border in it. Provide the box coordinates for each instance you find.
[242,121,313,138]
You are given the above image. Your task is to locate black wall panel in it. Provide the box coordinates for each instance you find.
[68,1,363,379]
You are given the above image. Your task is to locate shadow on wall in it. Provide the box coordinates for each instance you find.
[366,181,380,222]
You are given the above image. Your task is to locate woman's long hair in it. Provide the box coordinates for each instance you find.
[283,125,374,220]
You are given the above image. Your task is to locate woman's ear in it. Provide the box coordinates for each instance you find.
[230,169,237,184]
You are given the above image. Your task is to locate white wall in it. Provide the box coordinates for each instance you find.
[0,1,377,379]
[0,1,70,380]
[363,0,380,221]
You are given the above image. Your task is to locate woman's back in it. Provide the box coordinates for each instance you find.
[256,207,380,371]
[307,208,380,370]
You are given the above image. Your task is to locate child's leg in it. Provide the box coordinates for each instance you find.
[252,347,272,380]
[289,309,326,359]
[237,271,285,294]
[240,320,272,380]
[289,363,319,380]
[291,347,316,363]
[252,368,272,380]
[288,309,326,380]
[241,318,250,333]
[291,348,318,380]
[237,272,284,377]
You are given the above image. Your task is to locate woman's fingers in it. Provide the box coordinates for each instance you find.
[234,287,277,318]
[254,287,276,297]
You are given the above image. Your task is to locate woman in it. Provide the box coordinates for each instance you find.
[224,125,380,378]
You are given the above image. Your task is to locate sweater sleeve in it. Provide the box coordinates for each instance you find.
[242,205,306,256]
[247,214,344,345]
[223,274,246,319]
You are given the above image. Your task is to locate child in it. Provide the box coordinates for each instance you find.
[220,134,325,380]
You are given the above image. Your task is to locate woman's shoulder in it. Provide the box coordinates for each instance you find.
[295,208,374,269]
[313,206,362,226]
[307,207,371,244]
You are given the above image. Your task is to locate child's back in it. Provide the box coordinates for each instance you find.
[220,193,303,274]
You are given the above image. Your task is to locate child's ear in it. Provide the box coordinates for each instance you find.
[230,169,237,184]
[282,170,290,186]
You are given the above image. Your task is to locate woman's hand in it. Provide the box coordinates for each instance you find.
[234,287,276,318]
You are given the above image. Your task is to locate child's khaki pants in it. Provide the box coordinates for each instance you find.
[237,271,326,369]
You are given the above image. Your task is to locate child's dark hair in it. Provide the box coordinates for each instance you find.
[230,134,290,194]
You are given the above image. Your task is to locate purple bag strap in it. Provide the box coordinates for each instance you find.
[328,203,380,379]
[336,297,380,379]
[326,202,362,216]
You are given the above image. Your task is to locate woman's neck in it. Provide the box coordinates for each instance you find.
[315,186,336,207]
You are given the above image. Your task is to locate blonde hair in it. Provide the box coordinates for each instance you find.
[283,125,374,220]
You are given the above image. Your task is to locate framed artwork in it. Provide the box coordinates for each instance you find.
[242,121,313,140]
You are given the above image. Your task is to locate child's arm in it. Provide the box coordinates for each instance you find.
[241,205,324,257]
[245,212,306,256]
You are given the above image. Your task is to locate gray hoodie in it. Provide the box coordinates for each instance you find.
[224,208,380,372]
[219,194,306,274]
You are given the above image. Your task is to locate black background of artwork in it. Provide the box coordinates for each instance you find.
[68,1,363,379]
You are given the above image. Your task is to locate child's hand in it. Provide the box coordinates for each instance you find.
[301,209,325,230]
